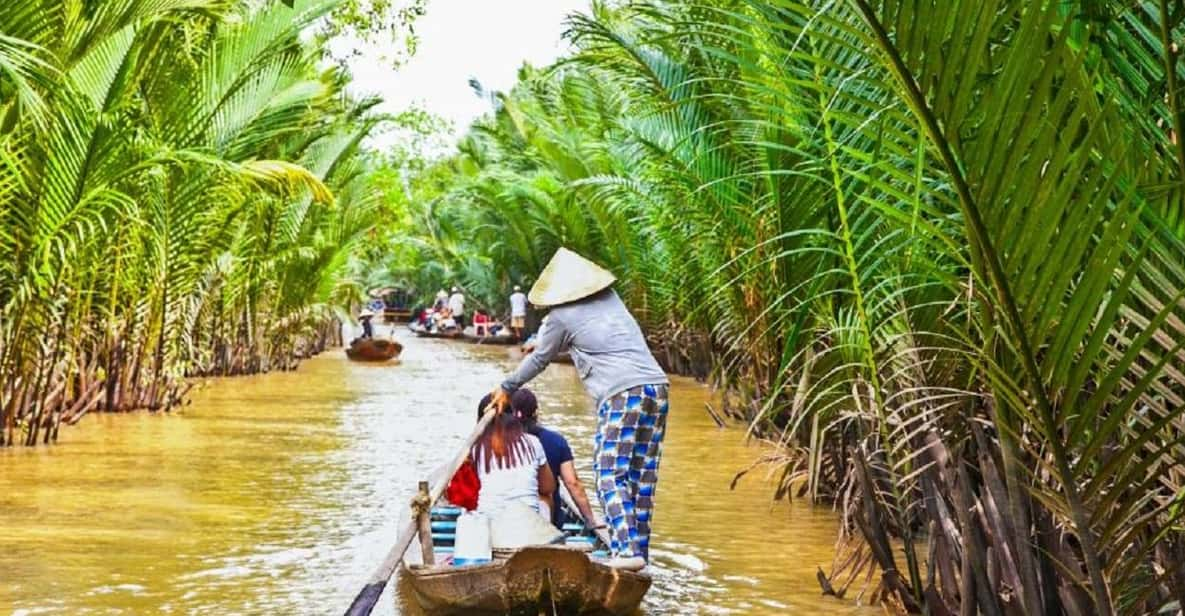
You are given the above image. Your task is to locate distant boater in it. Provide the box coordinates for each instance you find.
[509,285,527,340]
[448,287,466,328]
[358,309,375,339]
[490,248,669,571]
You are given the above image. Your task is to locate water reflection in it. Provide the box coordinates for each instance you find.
[0,333,875,615]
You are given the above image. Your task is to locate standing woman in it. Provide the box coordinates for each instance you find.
[490,248,669,570]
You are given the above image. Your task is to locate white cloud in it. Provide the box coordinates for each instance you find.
[334,0,591,151]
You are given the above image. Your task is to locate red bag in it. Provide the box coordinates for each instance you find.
[446,458,481,511]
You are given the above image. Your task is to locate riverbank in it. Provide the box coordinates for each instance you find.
[1,333,874,614]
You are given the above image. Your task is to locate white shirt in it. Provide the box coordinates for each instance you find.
[472,434,546,515]
[509,292,527,317]
[448,292,465,316]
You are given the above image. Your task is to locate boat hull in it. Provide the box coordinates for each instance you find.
[402,546,650,615]
[412,328,462,339]
[461,332,518,345]
[345,338,402,361]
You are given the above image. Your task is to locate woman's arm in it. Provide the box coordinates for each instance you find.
[559,461,599,527]
[537,463,557,512]
[501,314,568,393]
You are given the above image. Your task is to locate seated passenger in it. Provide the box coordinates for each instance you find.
[470,394,562,547]
[472,309,492,336]
[436,307,457,331]
[510,389,602,532]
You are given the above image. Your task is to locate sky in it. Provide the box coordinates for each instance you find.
[335,0,592,151]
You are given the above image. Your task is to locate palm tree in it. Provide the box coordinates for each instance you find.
[0,0,386,444]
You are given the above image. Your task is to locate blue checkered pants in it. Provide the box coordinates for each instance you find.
[593,383,669,561]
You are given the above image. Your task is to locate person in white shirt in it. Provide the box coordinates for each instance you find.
[470,396,561,547]
[448,286,466,328]
[508,285,528,340]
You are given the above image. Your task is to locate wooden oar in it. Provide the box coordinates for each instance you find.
[343,404,498,616]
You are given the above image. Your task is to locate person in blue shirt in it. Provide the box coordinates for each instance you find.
[510,388,602,532]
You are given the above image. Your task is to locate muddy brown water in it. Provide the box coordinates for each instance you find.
[1,333,878,615]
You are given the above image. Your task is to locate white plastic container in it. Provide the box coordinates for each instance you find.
[453,511,492,566]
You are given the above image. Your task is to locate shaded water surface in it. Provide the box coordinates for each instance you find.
[1,333,875,615]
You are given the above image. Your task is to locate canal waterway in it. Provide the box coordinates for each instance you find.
[1,332,877,615]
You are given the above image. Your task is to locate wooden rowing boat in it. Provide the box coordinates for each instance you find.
[344,408,651,616]
[345,338,402,361]
[401,506,650,615]
[403,546,649,615]
[409,324,463,339]
[461,329,518,345]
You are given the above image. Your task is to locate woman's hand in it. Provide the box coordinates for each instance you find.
[488,387,510,412]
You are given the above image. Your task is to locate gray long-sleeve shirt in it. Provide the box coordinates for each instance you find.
[501,289,668,407]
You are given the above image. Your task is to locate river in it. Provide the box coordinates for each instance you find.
[1,333,876,615]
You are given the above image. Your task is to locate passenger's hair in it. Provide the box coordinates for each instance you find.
[510,388,539,433]
[472,411,530,473]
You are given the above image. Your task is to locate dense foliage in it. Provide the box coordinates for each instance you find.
[0,0,391,444]
[386,1,1185,614]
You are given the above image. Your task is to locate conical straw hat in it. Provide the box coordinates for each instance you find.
[528,248,616,307]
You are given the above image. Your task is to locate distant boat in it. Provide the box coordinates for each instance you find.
[402,505,650,615]
[345,338,402,362]
[369,286,415,323]
[461,327,518,345]
[408,323,463,339]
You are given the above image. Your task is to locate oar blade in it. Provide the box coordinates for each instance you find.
[343,581,386,616]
